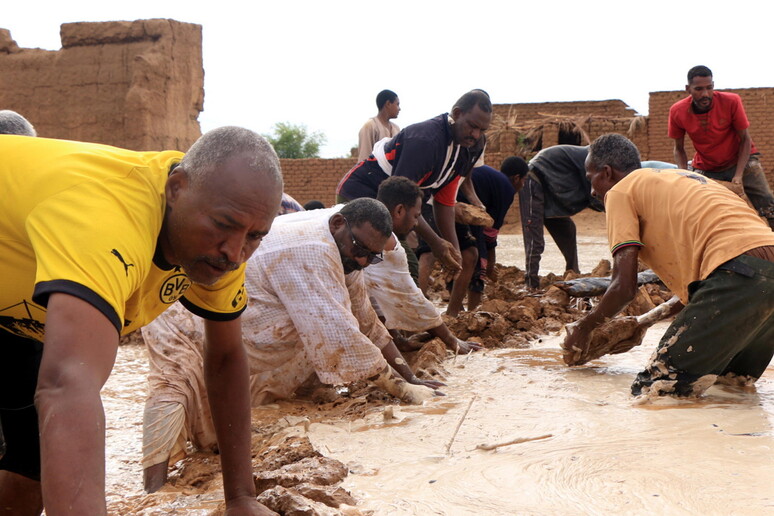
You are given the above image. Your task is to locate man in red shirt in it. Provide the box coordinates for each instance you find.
[669,65,774,229]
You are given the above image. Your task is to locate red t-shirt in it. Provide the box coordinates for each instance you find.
[668,91,757,172]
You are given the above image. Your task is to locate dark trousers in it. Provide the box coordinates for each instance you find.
[0,330,43,480]
[519,173,579,289]
[632,254,774,397]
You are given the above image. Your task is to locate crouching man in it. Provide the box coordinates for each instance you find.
[563,134,774,397]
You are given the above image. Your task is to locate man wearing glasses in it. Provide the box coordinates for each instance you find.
[141,198,441,492]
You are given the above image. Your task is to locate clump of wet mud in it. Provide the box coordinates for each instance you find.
[436,262,673,350]
[252,434,359,514]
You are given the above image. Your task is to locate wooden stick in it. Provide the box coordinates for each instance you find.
[635,295,680,327]
[475,434,553,451]
[445,395,476,455]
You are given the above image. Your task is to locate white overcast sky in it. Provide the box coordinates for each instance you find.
[5,0,771,157]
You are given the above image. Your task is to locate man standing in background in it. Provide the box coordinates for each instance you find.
[669,65,774,229]
[357,89,400,161]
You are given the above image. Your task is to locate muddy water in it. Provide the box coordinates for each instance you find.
[303,323,774,515]
[98,226,773,514]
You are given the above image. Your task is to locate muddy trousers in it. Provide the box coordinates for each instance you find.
[632,254,774,396]
[519,174,579,289]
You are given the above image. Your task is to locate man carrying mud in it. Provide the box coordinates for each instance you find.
[337,89,492,280]
[357,89,401,161]
[141,198,442,492]
[444,157,529,316]
[0,128,282,515]
[669,65,774,229]
[563,133,774,397]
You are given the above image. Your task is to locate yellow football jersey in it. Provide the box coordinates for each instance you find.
[0,135,247,342]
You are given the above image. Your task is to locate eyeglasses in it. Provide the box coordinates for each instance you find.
[344,218,383,265]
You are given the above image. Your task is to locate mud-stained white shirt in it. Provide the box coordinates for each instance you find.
[241,208,389,385]
[365,236,443,332]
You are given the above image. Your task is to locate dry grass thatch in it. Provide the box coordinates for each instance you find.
[486,110,647,157]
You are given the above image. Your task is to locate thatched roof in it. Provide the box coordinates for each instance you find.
[486,108,647,155]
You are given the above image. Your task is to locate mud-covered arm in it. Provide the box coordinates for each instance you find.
[562,246,640,357]
[380,340,445,390]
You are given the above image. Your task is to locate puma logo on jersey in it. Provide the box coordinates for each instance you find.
[111,249,135,276]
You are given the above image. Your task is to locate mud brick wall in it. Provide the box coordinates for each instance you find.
[648,88,774,187]
[0,19,203,151]
[280,157,357,208]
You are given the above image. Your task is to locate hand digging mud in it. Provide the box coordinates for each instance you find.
[563,296,680,366]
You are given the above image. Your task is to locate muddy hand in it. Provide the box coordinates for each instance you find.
[436,239,462,276]
[561,321,585,366]
[372,366,441,404]
[455,339,483,354]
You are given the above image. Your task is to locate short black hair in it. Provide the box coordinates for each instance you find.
[303,200,325,210]
[376,176,422,212]
[687,65,712,84]
[339,197,392,237]
[376,90,398,110]
[500,156,529,178]
[452,89,492,114]
[587,134,641,175]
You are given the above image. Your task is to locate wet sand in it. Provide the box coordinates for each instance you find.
[100,210,774,515]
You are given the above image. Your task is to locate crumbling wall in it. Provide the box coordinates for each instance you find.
[0,19,203,151]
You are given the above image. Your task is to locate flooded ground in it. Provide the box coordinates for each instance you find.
[99,212,774,515]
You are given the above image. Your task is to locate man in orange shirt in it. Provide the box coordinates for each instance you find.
[563,134,774,397]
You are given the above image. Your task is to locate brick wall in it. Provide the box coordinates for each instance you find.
[280,157,357,208]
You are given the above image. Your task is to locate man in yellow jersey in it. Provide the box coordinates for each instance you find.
[562,134,774,397]
[0,127,283,515]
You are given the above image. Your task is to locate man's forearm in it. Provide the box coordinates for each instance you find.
[415,215,444,250]
[735,132,752,179]
[380,341,417,382]
[578,248,640,330]
[673,141,688,170]
[38,386,108,515]
[428,322,456,348]
[433,203,460,251]
[203,323,257,504]
[36,293,120,515]
[459,177,484,208]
